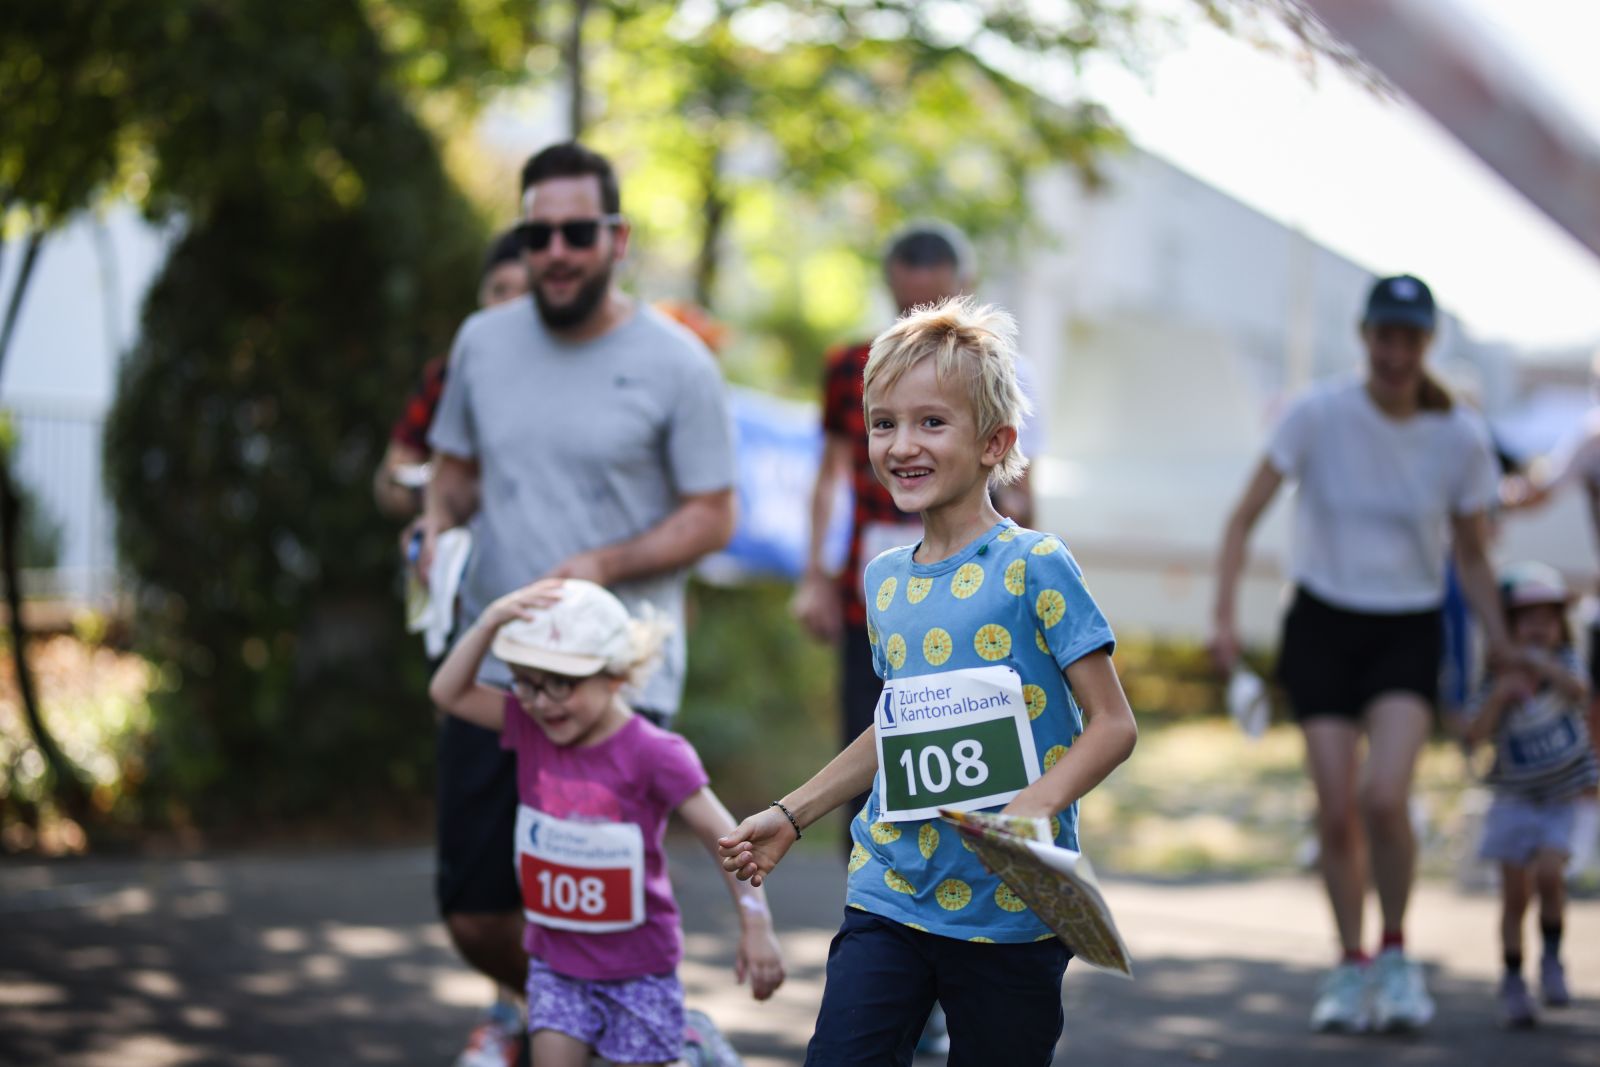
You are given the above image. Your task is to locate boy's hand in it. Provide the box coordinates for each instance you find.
[735,923,786,1001]
[718,808,798,888]
[485,579,565,627]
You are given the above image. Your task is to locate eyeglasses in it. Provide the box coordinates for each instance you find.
[510,670,580,702]
[515,215,624,252]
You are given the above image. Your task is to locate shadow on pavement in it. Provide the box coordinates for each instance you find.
[3,845,1599,1066]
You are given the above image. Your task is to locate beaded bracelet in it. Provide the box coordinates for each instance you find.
[770,800,802,840]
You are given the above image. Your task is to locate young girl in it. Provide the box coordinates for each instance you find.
[430,577,785,1067]
[1468,562,1599,1028]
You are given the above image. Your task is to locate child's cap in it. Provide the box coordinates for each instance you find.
[1500,561,1570,609]
[491,579,637,677]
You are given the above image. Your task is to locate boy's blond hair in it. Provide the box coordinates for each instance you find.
[862,295,1032,486]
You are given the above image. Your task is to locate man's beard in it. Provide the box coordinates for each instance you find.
[533,265,611,330]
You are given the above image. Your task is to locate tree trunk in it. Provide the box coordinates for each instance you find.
[0,228,89,816]
[693,150,726,309]
[566,0,591,139]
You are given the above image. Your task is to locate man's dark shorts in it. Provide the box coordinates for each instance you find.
[435,715,521,915]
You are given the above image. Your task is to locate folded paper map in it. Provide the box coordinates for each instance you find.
[940,809,1133,978]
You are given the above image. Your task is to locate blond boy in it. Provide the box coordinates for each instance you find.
[720,297,1137,1065]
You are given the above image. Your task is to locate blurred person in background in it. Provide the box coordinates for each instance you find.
[419,142,736,1066]
[1211,275,1512,1035]
[374,229,528,519]
[1501,347,1600,883]
[1464,563,1597,1027]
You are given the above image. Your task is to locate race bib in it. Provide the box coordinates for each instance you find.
[515,806,645,932]
[874,665,1042,822]
[858,521,923,588]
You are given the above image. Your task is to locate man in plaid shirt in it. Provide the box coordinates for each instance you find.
[792,224,1039,821]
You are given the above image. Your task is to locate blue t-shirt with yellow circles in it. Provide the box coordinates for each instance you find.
[847,518,1115,943]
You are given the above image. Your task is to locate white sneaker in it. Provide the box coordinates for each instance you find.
[453,1002,522,1067]
[1369,949,1434,1032]
[1309,962,1369,1033]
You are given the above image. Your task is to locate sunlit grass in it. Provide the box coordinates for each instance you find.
[1081,718,1478,879]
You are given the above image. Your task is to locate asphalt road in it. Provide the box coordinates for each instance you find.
[1,842,1597,1066]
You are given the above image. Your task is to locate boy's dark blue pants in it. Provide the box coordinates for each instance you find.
[804,907,1072,1066]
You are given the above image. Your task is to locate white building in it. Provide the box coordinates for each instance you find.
[992,147,1594,641]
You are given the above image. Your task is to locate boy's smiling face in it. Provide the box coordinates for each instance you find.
[866,357,998,516]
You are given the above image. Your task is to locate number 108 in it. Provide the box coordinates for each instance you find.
[897,739,989,796]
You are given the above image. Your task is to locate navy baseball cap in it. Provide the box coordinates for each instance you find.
[1363,274,1436,330]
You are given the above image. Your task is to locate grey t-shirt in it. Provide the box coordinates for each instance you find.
[429,298,735,716]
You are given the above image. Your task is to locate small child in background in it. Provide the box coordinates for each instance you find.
[430,578,784,1067]
[1468,562,1599,1028]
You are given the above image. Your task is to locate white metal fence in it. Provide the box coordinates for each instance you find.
[4,399,119,605]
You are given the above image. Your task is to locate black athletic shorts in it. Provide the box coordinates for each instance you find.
[434,715,521,916]
[1588,624,1600,695]
[1276,586,1442,723]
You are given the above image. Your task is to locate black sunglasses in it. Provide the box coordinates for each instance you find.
[516,214,624,252]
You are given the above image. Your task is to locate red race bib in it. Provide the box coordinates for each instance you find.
[515,806,645,932]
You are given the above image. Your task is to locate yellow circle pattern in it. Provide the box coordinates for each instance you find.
[906,577,932,604]
[869,821,901,844]
[876,576,898,611]
[886,633,907,670]
[847,843,869,873]
[1036,589,1067,628]
[970,936,997,943]
[960,833,977,853]
[974,623,1012,661]
[996,527,1018,542]
[918,824,940,859]
[1023,684,1047,720]
[1031,537,1062,556]
[951,563,985,599]
[994,883,1028,912]
[867,619,879,646]
[922,628,953,666]
[1043,744,1068,771]
[1035,630,1049,654]
[884,869,917,895]
[935,879,973,911]
[1004,558,1027,595]
[1049,815,1062,840]
[905,922,929,932]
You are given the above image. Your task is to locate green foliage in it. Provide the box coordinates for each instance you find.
[85,0,486,821]
[581,1,1133,388]
[676,581,841,818]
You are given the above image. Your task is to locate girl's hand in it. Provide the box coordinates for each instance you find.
[735,924,786,1001]
[1491,670,1534,704]
[485,578,565,626]
[718,807,798,887]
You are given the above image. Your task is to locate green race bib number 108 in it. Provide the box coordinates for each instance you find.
[874,665,1042,822]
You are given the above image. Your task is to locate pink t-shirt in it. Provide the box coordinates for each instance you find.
[500,700,708,980]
